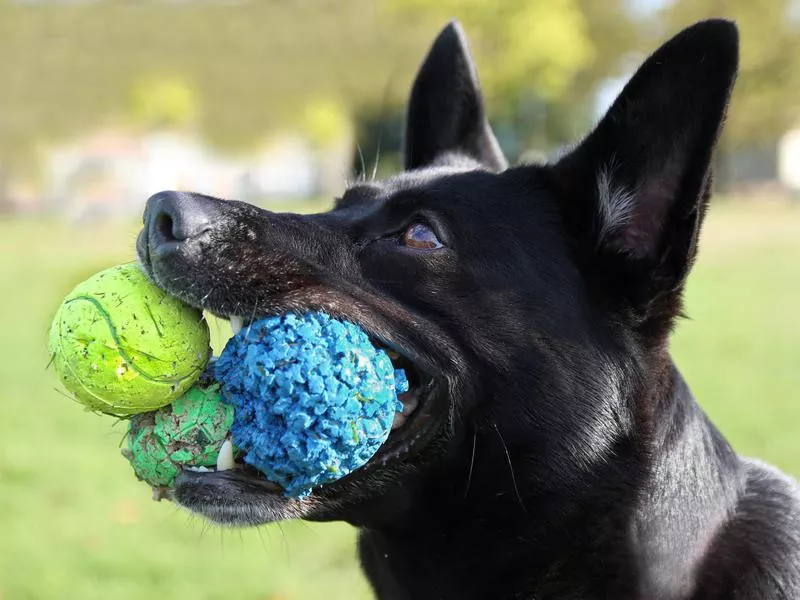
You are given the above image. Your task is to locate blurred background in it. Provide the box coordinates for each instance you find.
[0,0,798,599]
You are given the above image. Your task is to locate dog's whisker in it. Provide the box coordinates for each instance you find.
[463,425,477,499]
[276,521,291,562]
[492,422,526,513]
[255,525,268,553]
[200,287,214,305]
[356,142,367,181]
[198,517,212,540]
[244,299,259,342]
[371,137,382,181]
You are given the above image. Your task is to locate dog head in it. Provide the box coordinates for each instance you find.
[137,20,738,527]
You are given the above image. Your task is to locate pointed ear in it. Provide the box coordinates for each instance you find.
[550,20,738,325]
[404,21,507,172]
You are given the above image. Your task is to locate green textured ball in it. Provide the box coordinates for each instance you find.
[123,384,234,487]
[48,263,211,417]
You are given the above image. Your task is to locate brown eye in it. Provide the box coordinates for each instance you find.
[402,223,443,249]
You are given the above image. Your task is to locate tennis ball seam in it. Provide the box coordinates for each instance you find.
[52,312,126,414]
[64,295,208,385]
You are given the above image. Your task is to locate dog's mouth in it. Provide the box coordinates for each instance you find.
[167,311,445,524]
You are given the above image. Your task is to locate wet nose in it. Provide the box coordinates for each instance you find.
[142,191,220,257]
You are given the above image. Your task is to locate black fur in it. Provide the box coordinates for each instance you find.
[137,19,800,599]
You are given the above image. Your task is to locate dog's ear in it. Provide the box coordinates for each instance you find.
[404,21,507,172]
[550,20,738,329]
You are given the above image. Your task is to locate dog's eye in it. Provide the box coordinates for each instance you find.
[401,223,443,249]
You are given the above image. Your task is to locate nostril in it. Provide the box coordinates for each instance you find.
[154,211,180,242]
[143,190,219,254]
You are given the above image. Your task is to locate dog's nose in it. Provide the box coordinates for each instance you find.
[142,191,220,257]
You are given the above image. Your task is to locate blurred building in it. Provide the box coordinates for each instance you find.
[778,126,800,196]
[37,127,352,221]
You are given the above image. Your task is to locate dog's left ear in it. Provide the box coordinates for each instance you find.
[404,21,507,172]
[550,20,738,327]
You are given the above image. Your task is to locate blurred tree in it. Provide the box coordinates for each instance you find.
[569,0,642,111]
[1,0,795,184]
[301,99,351,149]
[381,0,595,152]
[379,0,649,154]
[382,0,595,107]
[128,76,200,131]
[0,0,430,172]
[659,0,800,145]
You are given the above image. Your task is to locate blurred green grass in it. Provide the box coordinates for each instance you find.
[0,200,798,599]
[672,201,800,475]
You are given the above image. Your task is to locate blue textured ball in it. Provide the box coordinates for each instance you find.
[215,312,408,497]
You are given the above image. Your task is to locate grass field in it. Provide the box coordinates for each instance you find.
[0,200,798,599]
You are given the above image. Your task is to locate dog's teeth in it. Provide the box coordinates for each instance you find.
[230,316,244,335]
[185,466,214,473]
[216,439,235,471]
[392,412,407,430]
[391,393,419,431]
[401,395,419,417]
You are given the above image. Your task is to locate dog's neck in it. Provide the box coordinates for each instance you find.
[358,361,743,600]
[628,362,743,598]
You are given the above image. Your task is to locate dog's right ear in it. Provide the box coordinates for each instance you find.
[404,21,507,172]
[549,20,738,332]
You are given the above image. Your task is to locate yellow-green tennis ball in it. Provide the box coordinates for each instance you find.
[48,263,211,417]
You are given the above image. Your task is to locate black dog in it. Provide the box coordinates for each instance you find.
[137,19,800,599]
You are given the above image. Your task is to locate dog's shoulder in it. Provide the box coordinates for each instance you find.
[694,458,800,599]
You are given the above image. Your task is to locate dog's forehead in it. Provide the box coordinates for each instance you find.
[338,162,500,211]
[329,164,562,236]
[347,164,477,196]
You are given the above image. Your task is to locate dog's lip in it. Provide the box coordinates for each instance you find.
[175,464,284,492]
